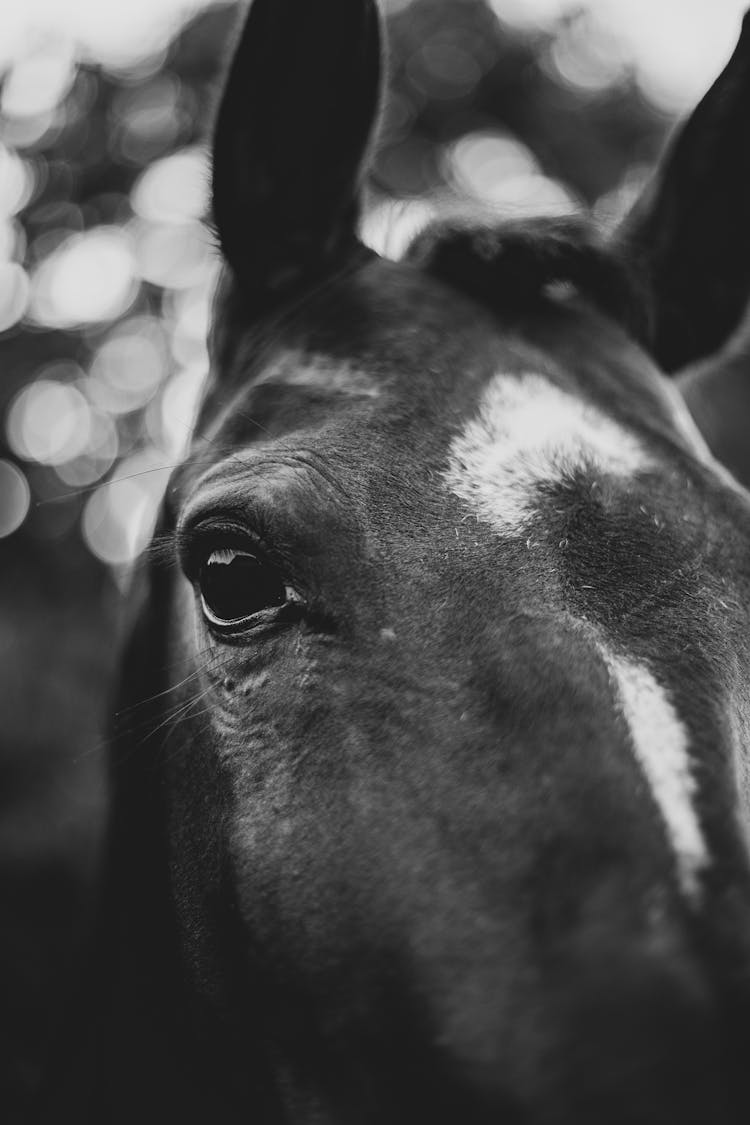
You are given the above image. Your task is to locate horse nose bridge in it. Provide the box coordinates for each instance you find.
[351,635,746,1115]
[366,622,696,910]
[375,616,667,840]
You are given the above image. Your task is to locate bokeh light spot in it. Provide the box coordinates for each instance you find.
[375,137,439,196]
[1,43,76,118]
[158,361,207,458]
[0,109,58,149]
[82,449,170,566]
[611,0,741,112]
[0,459,31,538]
[490,0,746,111]
[0,2,226,74]
[489,0,573,29]
[0,263,30,331]
[55,410,119,487]
[0,144,35,217]
[164,262,219,366]
[0,222,18,261]
[449,130,537,187]
[407,40,482,100]
[7,379,92,465]
[29,226,138,328]
[132,218,213,289]
[548,15,627,93]
[112,74,184,164]
[447,130,577,216]
[131,146,209,225]
[88,315,168,414]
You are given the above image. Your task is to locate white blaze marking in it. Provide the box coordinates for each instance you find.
[601,648,708,902]
[444,372,650,535]
[442,370,708,899]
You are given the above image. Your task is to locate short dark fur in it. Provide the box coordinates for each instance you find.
[406,214,653,347]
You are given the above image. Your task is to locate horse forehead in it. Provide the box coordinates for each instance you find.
[203,339,665,496]
[187,298,750,911]
[202,262,724,514]
[442,370,650,536]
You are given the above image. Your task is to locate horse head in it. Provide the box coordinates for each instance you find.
[70,4,750,1123]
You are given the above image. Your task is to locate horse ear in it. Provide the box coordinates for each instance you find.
[617,13,750,372]
[211,0,382,304]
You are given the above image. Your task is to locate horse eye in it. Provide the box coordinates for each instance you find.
[199,547,287,628]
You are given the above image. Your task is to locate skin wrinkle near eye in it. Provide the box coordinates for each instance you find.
[178,449,357,541]
[252,352,381,398]
[198,351,381,449]
[443,371,652,537]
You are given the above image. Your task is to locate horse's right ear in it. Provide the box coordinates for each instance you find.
[212,0,382,305]
[617,12,750,372]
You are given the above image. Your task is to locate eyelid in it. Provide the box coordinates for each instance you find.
[176,517,271,580]
[205,546,256,567]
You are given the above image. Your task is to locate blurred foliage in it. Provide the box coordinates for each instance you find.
[0,0,676,1117]
[0,3,233,570]
[0,0,671,572]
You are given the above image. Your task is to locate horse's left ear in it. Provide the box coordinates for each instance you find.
[618,12,750,373]
[211,0,382,305]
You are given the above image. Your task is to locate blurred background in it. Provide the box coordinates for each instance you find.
[0,0,746,1116]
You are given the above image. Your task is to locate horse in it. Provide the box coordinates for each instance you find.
[46,2,750,1122]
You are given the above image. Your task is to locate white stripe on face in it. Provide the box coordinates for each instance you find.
[600,647,708,903]
[443,370,707,901]
[443,372,650,536]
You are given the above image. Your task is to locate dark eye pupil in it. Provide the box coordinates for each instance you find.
[200,552,286,624]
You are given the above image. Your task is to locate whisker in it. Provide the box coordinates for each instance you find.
[73,642,231,765]
[125,682,220,751]
[114,679,218,760]
[228,408,271,436]
[36,464,181,507]
[113,665,208,719]
[159,706,221,765]
[35,448,245,507]
[109,653,233,744]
